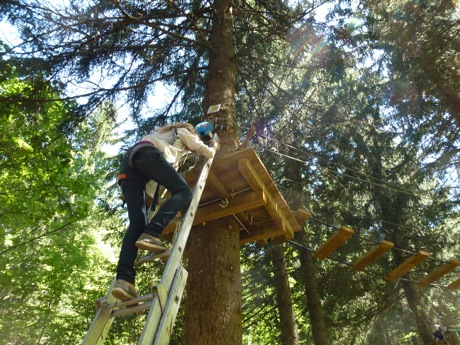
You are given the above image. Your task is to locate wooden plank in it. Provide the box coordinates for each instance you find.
[385,251,430,282]
[272,211,304,243]
[208,171,264,234]
[314,226,354,260]
[207,171,232,197]
[447,277,460,290]
[240,221,287,245]
[162,190,267,235]
[238,158,294,239]
[419,258,460,287]
[295,209,312,228]
[352,240,394,271]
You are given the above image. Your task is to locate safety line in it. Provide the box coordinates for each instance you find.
[259,133,458,206]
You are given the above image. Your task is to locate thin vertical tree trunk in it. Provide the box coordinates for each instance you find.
[277,148,329,345]
[297,231,330,345]
[359,128,434,345]
[401,278,434,343]
[269,243,299,345]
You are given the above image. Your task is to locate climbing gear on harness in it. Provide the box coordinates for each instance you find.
[117,173,127,185]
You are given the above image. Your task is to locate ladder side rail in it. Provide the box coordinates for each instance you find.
[138,138,218,345]
[154,266,188,345]
[82,279,118,344]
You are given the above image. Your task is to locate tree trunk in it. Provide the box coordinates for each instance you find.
[268,243,299,345]
[182,0,241,344]
[268,123,331,343]
[391,223,433,344]
[181,219,242,345]
[297,231,330,345]
[276,146,329,345]
[401,278,433,343]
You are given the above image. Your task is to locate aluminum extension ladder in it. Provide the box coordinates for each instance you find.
[82,135,218,345]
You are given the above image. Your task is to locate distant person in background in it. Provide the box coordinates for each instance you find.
[113,122,218,300]
[433,325,446,342]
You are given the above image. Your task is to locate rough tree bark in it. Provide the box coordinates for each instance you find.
[182,220,241,344]
[269,243,299,345]
[181,0,241,344]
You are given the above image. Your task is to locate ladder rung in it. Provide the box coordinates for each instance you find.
[105,293,154,310]
[112,301,153,318]
[136,250,171,265]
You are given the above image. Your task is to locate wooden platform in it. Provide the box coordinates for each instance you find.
[161,148,303,245]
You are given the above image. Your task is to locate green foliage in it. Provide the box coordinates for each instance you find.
[1,0,459,344]
[0,49,125,344]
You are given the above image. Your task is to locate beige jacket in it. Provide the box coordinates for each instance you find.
[142,127,215,201]
[141,127,215,165]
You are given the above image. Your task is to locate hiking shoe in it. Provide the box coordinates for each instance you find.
[135,233,167,253]
[112,279,138,301]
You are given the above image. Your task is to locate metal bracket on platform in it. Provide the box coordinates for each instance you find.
[219,198,229,208]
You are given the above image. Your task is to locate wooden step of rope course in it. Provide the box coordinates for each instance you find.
[418,258,460,287]
[306,216,460,289]
[352,240,394,271]
[447,277,460,290]
[313,226,354,260]
[385,251,430,282]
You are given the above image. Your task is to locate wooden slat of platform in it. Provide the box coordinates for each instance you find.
[238,158,294,240]
[165,148,301,245]
[240,220,288,245]
[162,190,267,235]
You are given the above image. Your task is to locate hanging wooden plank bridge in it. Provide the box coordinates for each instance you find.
[157,147,458,289]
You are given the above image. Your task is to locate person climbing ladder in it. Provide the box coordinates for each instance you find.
[113,122,218,300]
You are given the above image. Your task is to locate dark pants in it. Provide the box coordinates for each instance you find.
[116,146,193,284]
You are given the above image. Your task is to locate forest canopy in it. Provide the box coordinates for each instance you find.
[0,0,459,344]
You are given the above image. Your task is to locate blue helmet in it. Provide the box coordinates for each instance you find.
[195,121,213,137]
